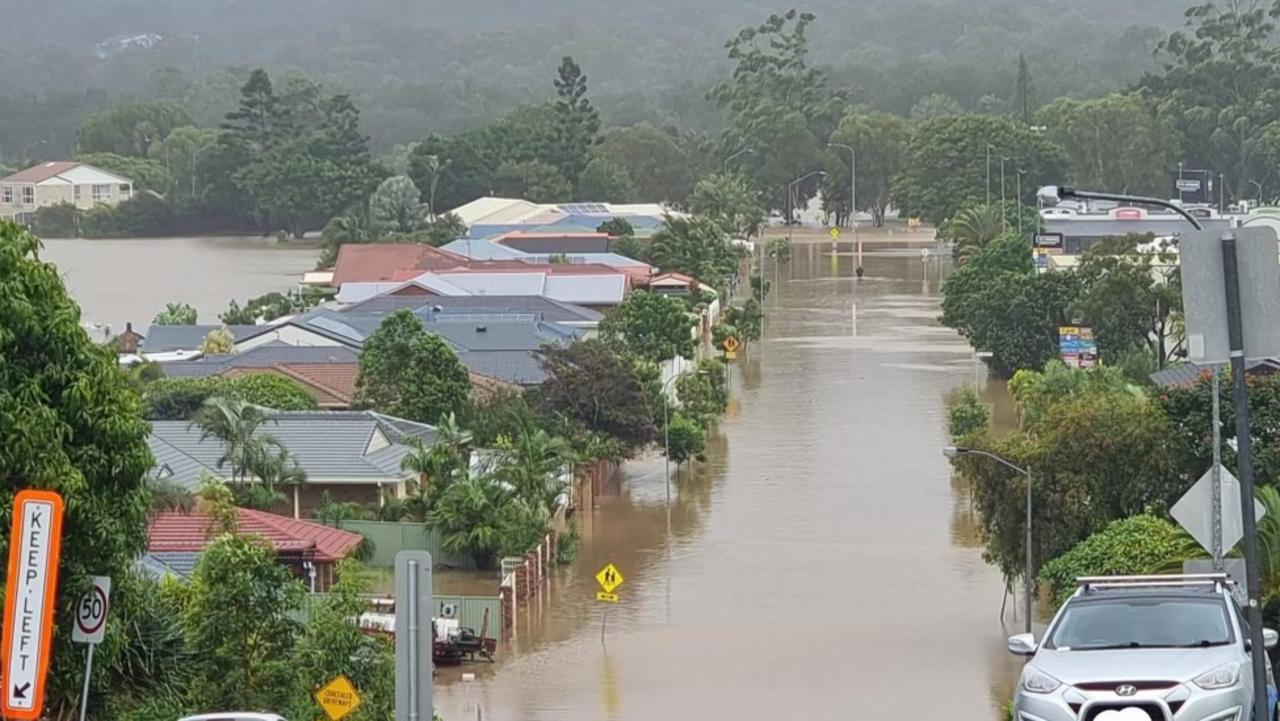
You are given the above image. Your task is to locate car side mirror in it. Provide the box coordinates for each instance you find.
[1264,628,1279,650]
[1008,633,1037,657]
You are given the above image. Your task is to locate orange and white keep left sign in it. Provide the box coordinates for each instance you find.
[2,490,65,721]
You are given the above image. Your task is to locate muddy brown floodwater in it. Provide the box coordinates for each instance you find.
[434,241,1026,720]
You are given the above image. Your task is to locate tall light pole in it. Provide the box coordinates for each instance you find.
[190,144,213,199]
[1178,161,1185,204]
[945,446,1033,633]
[986,145,994,206]
[724,147,754,174]
[1016,169,1026,237]
[1000,157,1009,232]
[786,170,827,244]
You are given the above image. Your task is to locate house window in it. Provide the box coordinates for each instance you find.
[118,184,130,194]
[1,186,11,204]
[74,186,81,201]
[92,184,110,201]
[21,187,34,205]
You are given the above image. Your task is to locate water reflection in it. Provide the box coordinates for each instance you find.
[434,241,1023,720]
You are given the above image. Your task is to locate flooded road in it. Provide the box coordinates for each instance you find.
[435,242,1024,720]
[39,236,318,333]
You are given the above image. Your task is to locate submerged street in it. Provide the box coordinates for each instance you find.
[435,242,1024,720]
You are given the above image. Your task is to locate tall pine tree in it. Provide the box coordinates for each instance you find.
[552,57,600,190]
[1015,54,1035,125]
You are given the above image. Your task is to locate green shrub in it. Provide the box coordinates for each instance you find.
[948,385,990,439]
[143,374,318,420]
[557,520,581,565]
[32,202,80,238]
[1038,514,1183,605]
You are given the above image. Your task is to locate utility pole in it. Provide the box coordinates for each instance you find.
[1016,170,1026,237]
[1000,158,1008,231]
[986,145,992,206]
[1179,161,1185,204]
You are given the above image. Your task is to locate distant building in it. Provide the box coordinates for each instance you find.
[449,196,677,238]
[1041,206,1234,255]
[0,162,134,223]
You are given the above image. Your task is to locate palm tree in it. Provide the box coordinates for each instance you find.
[401,412,473,516]
[427,475,508,569]
[248,443,307,495]
[946,204,1004,262]
[147,477,197,514]
[191,397,276,487]
[495,424,575,519]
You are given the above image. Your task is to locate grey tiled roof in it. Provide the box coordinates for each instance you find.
[147,410,436,489]
[456,350,549,385]
[340,294,603,324]
[158,344,359,379]
[141,324,271,353]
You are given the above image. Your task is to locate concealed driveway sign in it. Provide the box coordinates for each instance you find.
[2,490,66,721]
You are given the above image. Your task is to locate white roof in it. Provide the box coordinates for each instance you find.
[543,275,627,304]
[55,164,132,185]
[432,272,549,296]
[450,197,549,226]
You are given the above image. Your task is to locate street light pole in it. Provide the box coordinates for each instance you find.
[945,446,1033,633]
[1038,186,1203,231]
[1016,169,1026,237]
[724,147,753,174]
[1000,157,1009,231]
[1179,161,1185,204]
[786,170,827,245]
[986,145,993,206]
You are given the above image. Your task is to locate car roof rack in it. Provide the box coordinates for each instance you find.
[1076,573,1232,594]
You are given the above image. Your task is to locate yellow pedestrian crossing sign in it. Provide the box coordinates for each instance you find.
[595,563,624,594]
[314,674,362,721]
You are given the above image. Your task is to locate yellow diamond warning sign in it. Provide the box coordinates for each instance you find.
[595,563,624,594]
[314,674,362,721]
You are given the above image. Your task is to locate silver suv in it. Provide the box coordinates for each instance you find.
[1009,574,1278,721]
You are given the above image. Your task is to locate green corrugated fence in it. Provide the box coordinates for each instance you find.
[336,520,475,568]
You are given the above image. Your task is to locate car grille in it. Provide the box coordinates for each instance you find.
[1082,703,1168,721]
[1074,681,1178,692]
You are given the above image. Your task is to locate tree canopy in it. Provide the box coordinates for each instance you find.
[355,309,472,424]
[0,221,155,717]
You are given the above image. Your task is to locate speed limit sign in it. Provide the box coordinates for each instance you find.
[71,577,110,645]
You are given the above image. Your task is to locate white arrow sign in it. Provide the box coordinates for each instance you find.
[1,490,65,721]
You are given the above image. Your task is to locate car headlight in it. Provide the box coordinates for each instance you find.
[1022,667,1061,694]
[1194,662,1241,690]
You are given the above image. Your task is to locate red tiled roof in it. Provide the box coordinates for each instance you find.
[273,363,360,404]
[1,161,82,184]
[148,507,364,562]
[331,244,469,286]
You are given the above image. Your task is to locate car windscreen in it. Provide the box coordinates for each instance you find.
[1045,596,1233,650]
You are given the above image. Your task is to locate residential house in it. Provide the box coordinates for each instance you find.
[449,196,676,238]
[330,243,469,288]
[1,162,134,222]
[147,507,365,590]
[158,344,363,408]
[148,409,437,518]
[110,322,145,354]
[328,243,633,308]
[140,324,274,354]
[147,305,588,388]
[336,269,629,309]
[438,237,653,284]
